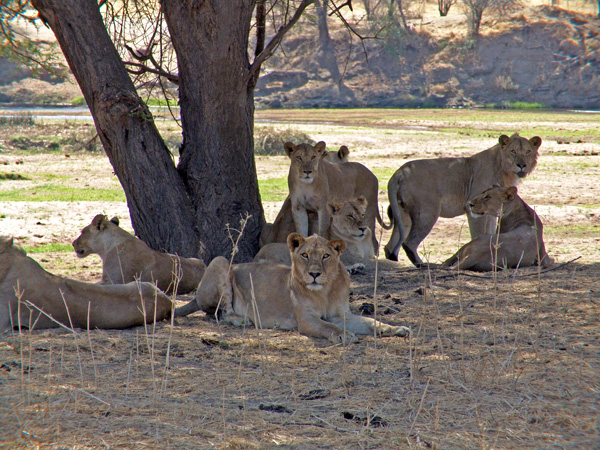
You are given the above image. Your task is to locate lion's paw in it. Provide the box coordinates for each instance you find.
[330,330,358,345]
[346,263,365,275]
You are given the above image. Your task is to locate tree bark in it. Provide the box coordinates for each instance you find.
[32,0,266,262]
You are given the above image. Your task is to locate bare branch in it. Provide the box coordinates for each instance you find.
[328,0,353,16]
[247,0,315,83]
[124,60,179,84]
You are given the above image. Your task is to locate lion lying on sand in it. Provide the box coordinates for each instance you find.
[255,197,375,267]
[176,233,408,344]
[0,236,172,331]
[384,133,542,266]
[442,186,553,271]
[73,215,205,294]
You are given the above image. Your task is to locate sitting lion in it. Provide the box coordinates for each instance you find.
[384,133,542,266]
[0,236,172,331]
[255,197,375,267]
[442,186,554,271]
[260,144,350,247]
[73,215,205,294]
[176,233,408,344]
[283,141,389,249]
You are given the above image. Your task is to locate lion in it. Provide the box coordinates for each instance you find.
[284,141,389,249]
[442,186,553,271]
[176,233,408,344]
[0,236,172,332]
[255,197,375,267]
[73,215,205,294]
[384,133,542,266]
[260,144,350,247]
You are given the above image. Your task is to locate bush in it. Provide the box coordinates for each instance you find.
[254,127,314,156]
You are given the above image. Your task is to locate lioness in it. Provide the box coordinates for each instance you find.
[384,133,542,266]
[255,197,375,266]
[0,236,172,331]
[260,144,350,247]
[285,141,389,249]
[73,215,205,294]
[176,233,408,343]
[442,186,554,271]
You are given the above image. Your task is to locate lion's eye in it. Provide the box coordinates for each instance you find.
[526,150,531,155]
[483,195,490,200]
[511,150,516,155]
[310,155,315,160]
[296,156,302,161]
[301,253,308,259]
[347,215,354,220]
[322,253,330,260]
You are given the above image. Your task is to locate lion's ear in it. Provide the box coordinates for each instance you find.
[504,186,517,201]
[0,237,14,253]
[338,145,349,161]
[284,142,296,158]
[529,136,542,150]
[91,214,108,230]
[499,135,511,147]
[110,217,120,226]
[287,233,305,253]
[328,201,344,216]
[314,141,326,154]
[329,239,346,255]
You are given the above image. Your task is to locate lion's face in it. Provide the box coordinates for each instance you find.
[285,141,327,184]
[328,197,369,241]
[498,134,541,179]
[72,214,117,258]
[468,186,517,218]
[287,233,345,291]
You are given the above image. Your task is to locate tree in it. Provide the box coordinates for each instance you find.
[461,0,521,39]
[438,0,456,17]
[29,0,314,262]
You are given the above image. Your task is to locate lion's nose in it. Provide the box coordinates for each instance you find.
[468,202,475,209]
[303,170,312,175]
[517,163,526,171]
[309,271,321,281]
[358,226,367,233]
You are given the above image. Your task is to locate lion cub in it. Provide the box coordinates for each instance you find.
[176,234,408,344]
[442,186,553,271]
[255,197,375,267]
[73,215,205,294]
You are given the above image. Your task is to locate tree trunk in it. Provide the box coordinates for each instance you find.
[32,0,265,262]
[162,0,264,261]
[31,0,200,257]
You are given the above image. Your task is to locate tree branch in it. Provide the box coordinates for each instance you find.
[247,0,315,83]
[124,60,179,84]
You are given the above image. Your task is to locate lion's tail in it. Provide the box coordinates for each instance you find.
[376,208,393,230]
[384,170,407,261]
[174,299,201,318]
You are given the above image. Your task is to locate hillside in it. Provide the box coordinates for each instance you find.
[0,3,599,109]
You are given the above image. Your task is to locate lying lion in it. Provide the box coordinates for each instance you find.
[260,144,349,247]
[384,133,542,266]
[284,141,390,250]
[255,197,375,267]
[73,215,205,294]
[442,186,554,271]
[0,236,172,331]
[176,233,408,344]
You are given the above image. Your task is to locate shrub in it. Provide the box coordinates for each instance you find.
[254,127,314,156]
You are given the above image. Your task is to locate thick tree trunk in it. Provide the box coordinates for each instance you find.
[32,0,265,262]
[162,0,264,261]
[31,0,200,258]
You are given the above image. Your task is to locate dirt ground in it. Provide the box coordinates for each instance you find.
[1,111,600,449]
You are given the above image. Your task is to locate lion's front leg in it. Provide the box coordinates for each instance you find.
[331,312,409,338]
[296,311,358,344]
[467,213,496,239]
[317,206,331,238]
[292,205,310,237]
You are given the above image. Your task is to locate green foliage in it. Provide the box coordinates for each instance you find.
[0,114,35,127]
[0,172,29,180]
[0,3,65,76]
[254,126,314,156]
[70,96,87,106]
[24,243,73,253]
[146,97,179,107]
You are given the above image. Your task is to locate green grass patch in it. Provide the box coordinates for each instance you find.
[546,224,600,238]
[0,184,126,202]
[258,177,288,202]
[146,97,179,107]
[24,243,74,253]
[70,96,87,106]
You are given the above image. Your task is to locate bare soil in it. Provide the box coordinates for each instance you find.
[1,110,600,449]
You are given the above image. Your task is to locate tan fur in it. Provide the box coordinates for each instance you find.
[384,133,542,266]
[255,197,375,266]
[73,215,205,294]
[283,141,388,249]
[442,186,553,271]
[176,234,408,344]
[0,237,172,331]
[260,144,350,247]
